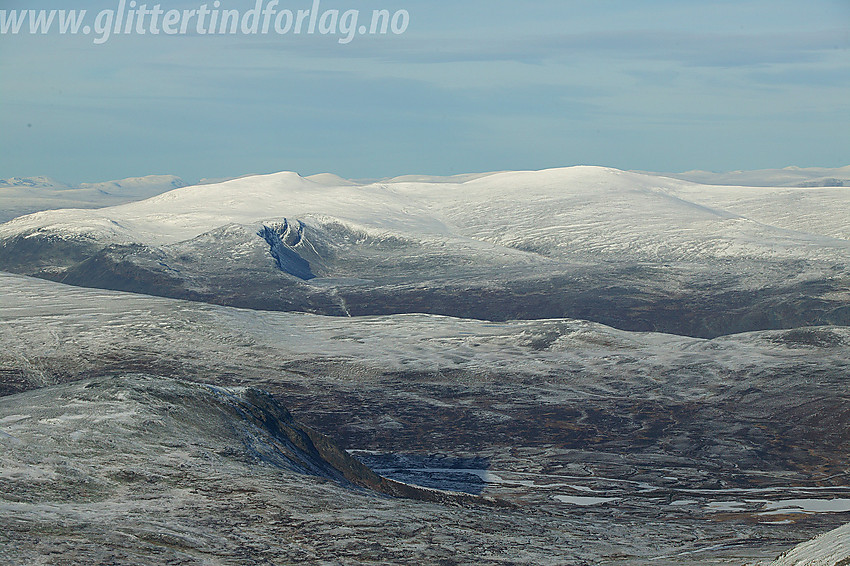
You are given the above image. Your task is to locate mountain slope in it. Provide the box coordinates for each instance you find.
[0,376,530,566]
[770,522,850,565]
[0,374,475,503]
[0,166,847,337]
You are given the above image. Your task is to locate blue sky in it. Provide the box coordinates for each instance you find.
[1,0,848,183]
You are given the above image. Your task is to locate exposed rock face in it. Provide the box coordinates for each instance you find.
[257,221,316,280]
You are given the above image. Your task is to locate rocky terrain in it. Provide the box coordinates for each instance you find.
[0,376,524,566]
[2,271,850,564]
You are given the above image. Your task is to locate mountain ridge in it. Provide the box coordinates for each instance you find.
[0,166,847,338]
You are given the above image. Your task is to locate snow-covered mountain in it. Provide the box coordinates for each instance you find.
[650,165,850,188]
[0,174,187,223]
[0,166,847,336]
[4,166,847,256]
[76,174,188,196]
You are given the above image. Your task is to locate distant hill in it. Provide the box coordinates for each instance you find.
[647,165,850,187]
[0,174,187,223]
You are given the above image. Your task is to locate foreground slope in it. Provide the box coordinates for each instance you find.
[0,376,542,566]
[1,167,847,337]
[0,375,412,497]
[770,522,850,565]
[2,272,850,563]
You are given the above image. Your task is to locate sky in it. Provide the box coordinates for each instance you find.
[1,0,848,184]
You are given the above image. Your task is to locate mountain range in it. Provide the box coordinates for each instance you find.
[1,166,847,337]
